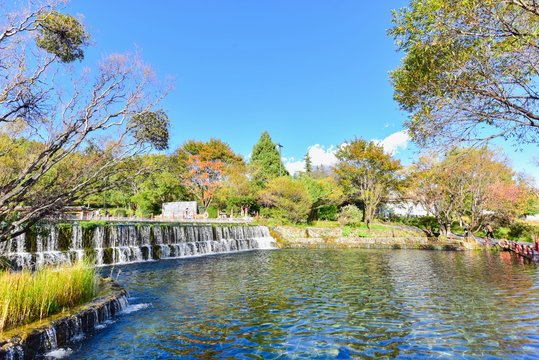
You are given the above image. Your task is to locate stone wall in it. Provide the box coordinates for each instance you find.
[0,281,128,360]
[272,226,478,251]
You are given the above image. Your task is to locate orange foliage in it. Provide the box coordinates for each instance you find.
[183,155,224,209]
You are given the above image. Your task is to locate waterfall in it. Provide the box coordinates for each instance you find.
[1,223,276,269]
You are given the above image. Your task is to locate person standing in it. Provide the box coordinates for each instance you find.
[463,222,470,237]
[485,224,494,239]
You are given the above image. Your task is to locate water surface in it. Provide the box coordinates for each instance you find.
[69,249,539,359]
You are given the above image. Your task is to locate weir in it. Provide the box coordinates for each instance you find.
[0,223,276,269]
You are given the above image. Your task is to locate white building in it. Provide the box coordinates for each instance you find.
[162,201,198,219]
[385,200,429,217]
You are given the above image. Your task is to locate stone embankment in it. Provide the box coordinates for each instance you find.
[272,226,480,251]
[0,281,128,360]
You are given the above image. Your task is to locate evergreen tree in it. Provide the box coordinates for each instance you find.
[304,152,312,174]
[249,131,288,187]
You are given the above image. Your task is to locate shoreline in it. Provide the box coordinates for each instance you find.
[0,280,128,360]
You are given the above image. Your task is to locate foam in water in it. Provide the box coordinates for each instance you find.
[121,303,151,315]
[43,348,73,359]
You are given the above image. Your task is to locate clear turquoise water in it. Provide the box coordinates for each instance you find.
[69,249,539,359]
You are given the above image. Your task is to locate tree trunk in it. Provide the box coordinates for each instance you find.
[363,203,374,226]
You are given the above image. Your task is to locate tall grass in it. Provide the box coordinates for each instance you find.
[0,262,98,333]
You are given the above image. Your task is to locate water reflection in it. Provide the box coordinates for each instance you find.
[70,249,539,359]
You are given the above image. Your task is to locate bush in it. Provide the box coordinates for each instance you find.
[338,205,363,227]
[508,221,535,242]
[258,177,312,223]
[316,205,338,221]
[206,205,218,219]
[342,226,353,237]
[259,208,290,226]
[394,216,438,231]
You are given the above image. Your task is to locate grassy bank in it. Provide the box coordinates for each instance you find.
[263,220,425,242]
[0,262,98,333]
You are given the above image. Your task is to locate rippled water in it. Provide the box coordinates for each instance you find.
[68,249,539,359]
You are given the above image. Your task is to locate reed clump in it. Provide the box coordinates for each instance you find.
[0,262,98,333]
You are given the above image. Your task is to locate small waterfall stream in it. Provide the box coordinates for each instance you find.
[1,223,276,269]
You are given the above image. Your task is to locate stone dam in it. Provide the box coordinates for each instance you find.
[0,222,276,269]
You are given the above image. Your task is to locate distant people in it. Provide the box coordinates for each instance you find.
[485,224,494,239]
[463,222,470,237]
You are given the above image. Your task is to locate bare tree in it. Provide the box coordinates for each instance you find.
[0,1,171,242]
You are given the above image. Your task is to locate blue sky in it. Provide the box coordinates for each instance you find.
[67,1,538,181]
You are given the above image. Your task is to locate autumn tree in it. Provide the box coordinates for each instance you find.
[407,147,532,234]
[390,0,539,147]
[178,139,244,211]
[406,154,466,235]
[214,162,257,214]
[258,177,312,223]
[249,131,288,188]
[184,156,225,211]
[334,139,402,224]
[0,1,170,241]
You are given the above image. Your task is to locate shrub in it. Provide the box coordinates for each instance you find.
[258,177,312,223]
[338,205,363,226]
[508,221,535,242]
[316,205,338,221]
[206,205,218,219]
[342,226,353,237]
[394,216,438,230]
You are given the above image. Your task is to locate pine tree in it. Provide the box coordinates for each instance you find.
[304,152,312,174]
[249,131,288,187]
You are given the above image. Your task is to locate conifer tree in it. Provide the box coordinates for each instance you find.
[304,152,312,174]
[249,131,288,187]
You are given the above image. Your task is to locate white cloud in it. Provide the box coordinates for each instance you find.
[284,131,410,175]
[284,144,339,175]
[309,144,339,167]
[375,130,411,155]
[283,158,306,175]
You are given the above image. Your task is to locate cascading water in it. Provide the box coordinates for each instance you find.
[1,223,276,269]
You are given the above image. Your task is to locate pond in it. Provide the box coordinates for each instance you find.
[67,249,539,359]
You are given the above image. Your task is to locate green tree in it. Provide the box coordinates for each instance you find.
[334,139,402,224]
[299,175,344,221]
[258,177,312,223]
[130,155,185,215]
[249,131,288,187]
[304,153,312,174]
[389,0,539,147]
